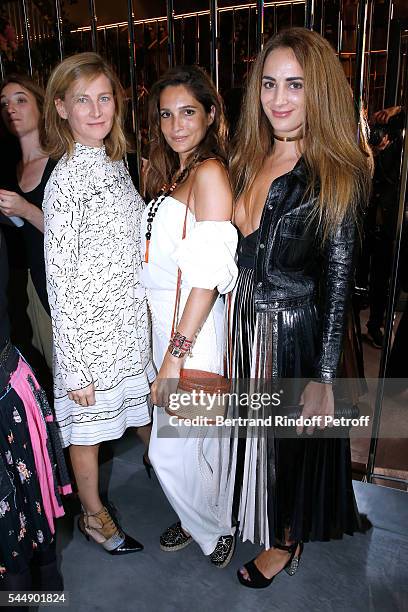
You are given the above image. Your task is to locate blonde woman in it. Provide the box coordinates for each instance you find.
[43,53,154,555]
[226,28,372,587]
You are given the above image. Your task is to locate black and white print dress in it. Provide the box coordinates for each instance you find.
[43,143,155,447]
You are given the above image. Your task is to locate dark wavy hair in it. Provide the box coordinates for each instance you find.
[0,74,46,150]
[146,65,228,196]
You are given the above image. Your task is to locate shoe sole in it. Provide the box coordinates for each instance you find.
[210,534,236,569]
[366,333,383,349]
[160,537,193,552]
[109,546,144,555]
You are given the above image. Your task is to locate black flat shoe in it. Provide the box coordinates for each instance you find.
[160,521,193,551]
[237,542,298,589]
[210,533,236,568]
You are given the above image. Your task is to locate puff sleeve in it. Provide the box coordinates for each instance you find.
[171,220,238,294]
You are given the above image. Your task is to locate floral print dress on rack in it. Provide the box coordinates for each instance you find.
[0,387,53,576]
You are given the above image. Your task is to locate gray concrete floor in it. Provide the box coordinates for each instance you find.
[46,432,408,612]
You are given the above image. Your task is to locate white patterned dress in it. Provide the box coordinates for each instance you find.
[43,143,155,447]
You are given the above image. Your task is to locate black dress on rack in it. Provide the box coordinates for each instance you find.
[228,159,361,548]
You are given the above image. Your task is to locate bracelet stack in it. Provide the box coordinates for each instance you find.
[168,332,193,358]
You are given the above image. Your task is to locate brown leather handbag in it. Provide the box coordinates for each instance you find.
[166,186,231,423]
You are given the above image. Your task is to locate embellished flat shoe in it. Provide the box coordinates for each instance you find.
[78,506,143,555]
[237,542,298,589]
[159,521,193,551]
[210,533,236,568]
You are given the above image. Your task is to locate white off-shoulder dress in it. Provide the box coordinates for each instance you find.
[44,143,155,447]
[140,194,238,555]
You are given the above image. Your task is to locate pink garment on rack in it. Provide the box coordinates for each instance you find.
[10,358,70,534]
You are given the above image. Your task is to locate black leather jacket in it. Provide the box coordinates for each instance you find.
[253,157,357,383]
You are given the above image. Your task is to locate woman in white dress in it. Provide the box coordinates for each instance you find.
[43,53,155,554]
[141,66,238,567]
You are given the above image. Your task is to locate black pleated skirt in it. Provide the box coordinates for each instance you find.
[229,266,361,547]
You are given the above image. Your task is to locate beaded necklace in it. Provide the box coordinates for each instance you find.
[144,161,196,263]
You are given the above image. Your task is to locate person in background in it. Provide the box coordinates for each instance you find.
[363,106,405,348]
[0,76,56,376]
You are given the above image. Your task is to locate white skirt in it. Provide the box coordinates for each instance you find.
[55,365,154,447]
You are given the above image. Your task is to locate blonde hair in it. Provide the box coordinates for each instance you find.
[229,27,373,238]
[44,52,127,161]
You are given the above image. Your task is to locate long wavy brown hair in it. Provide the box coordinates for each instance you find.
[43,52,127,161]
[229,27,373,238]
[146,65,228,197]
[0,74,46,149]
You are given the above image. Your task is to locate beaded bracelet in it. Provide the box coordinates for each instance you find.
[168,332,193,358]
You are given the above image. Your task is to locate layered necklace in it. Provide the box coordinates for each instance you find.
[144,159,197,263]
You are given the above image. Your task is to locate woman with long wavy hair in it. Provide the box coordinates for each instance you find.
[226,27,372,588]
[141,65,238,567]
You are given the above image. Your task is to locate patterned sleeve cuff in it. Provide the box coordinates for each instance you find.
[64,370,94,393]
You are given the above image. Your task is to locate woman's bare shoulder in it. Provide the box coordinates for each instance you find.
[195,157,228,182]
[193,158,232,220]
[193,159,230,197]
